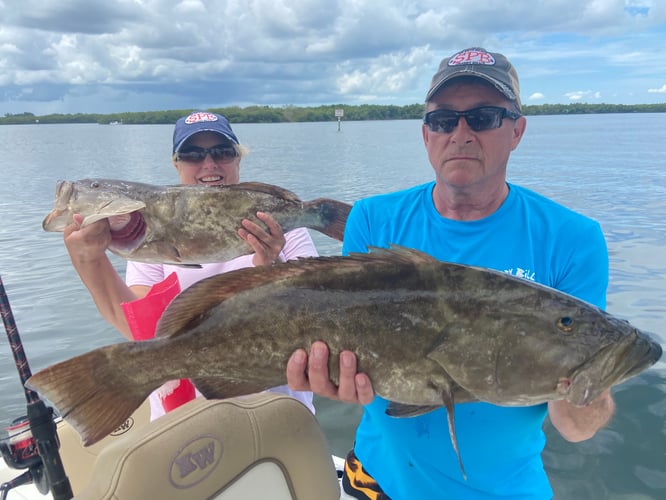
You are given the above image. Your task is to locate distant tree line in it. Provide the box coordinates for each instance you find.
[520,102,666,115]
[1,102,665,125]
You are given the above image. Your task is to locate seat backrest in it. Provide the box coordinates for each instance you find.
[72,394,340,500]
[57,397,151,494]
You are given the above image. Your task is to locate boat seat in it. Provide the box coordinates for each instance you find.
[70,393,340,500]
[57,397,152,494]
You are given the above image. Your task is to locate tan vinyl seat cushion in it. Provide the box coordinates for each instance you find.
[58,397,152,494]
[66,393,339,499]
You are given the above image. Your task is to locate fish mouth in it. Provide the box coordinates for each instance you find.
[108,211,146,252]
[567,329,662,406]
[42,181,74,231]
[42,209,68,231]
[620,332,662,380]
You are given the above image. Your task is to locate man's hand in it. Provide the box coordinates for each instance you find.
[548,389,615,442]
[286,341,375,405]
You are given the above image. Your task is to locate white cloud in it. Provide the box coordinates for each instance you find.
[1,0,665,113]
[648,84,666,93]
[336,45,433,100]
[564,90,602,101]
[174,0,206,14]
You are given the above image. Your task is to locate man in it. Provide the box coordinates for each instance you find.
[287,48,615,498]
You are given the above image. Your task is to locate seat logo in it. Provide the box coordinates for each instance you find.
[170,435,223,488]
[110,416,134,437]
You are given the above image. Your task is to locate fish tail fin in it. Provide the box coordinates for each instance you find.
[26,347,149,446]
[302,198,352,241]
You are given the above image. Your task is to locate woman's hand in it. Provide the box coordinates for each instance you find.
[238,211,287,267]
[64,214,112,264]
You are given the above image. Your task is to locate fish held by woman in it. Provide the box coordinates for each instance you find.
[42,178,351,265]
[25,246,662,476]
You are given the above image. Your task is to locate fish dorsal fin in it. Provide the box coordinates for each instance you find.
[227,181,303,203]
[155,245,439,339]
[155,262,316,339]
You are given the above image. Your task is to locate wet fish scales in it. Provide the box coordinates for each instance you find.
[26,246,662,478]
[42,179,351,265]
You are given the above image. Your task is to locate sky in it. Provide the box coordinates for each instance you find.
[1,0,665,115]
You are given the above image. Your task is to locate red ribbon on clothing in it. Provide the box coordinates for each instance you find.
[121,272,196,412]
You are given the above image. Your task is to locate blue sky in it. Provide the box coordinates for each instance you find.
[1,0,665,115]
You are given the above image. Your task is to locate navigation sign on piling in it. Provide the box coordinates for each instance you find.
[335,108,344,131]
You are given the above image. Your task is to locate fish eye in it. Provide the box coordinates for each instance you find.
[90,181,100,189]
[557,316,574,333]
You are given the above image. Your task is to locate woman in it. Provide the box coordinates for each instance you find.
[64,111,317,418]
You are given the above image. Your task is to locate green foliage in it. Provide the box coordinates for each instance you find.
[520,103,666,115]
[1,102,665,126]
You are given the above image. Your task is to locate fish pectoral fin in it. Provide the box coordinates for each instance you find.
[192,377,270,400]
[385,402,442,417]
[122,242,193,266]
[127,241,203,268]
[441,385,467,481]
[386,388,467,480]
[80,200,146,227]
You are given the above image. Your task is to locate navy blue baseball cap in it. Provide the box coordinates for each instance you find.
[172,111,239,153]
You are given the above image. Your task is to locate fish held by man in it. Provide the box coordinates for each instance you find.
[25,246,662,476]
[42,178,351,265]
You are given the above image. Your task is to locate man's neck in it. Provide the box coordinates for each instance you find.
[432,180,509,221]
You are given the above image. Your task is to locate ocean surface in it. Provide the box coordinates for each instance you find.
[0,114,664,499]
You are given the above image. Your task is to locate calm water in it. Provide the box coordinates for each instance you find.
[0,115,665,499]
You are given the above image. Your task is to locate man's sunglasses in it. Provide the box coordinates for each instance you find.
[175,144,239,163]
[423,106,522,134]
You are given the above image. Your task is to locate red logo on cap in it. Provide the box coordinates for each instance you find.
[449,49,495,66]
[185,112,219,125]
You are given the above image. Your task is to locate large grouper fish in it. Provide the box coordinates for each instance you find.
[42,178,351,265]
[26,246,662,474]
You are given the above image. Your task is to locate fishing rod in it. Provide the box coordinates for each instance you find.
[0,274,73,500]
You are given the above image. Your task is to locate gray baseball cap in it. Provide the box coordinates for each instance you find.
[426,48,521,109]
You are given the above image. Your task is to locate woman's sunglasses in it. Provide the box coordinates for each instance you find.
[176,144,239,163]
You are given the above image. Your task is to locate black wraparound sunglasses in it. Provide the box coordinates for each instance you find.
[424,106,522,133]
[176,144,239,163]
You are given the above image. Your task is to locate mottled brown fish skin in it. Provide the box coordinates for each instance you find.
[26,247,662,453]
[42,179,351,264]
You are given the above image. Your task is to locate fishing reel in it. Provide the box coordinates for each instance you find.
[0,415,50,498]
[1,274,73,499]
[2,416,41,468]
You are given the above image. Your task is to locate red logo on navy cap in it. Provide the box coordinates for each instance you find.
[185,112,219,125]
